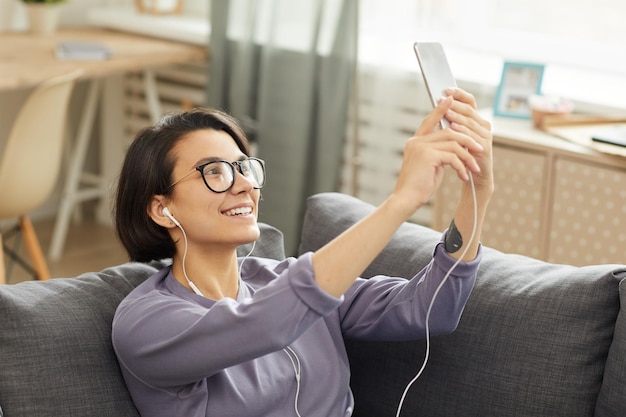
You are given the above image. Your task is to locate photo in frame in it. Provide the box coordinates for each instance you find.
[493,61,545,118]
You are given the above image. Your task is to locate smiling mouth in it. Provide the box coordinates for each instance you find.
[222,207,253,217]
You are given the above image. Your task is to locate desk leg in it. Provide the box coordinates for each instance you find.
[49,71,162,261]
[48,79,102,261]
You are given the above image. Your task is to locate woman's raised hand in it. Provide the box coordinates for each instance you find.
[389,88,493,220]
[312,88,493,295]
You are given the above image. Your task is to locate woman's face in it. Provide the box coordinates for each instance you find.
[166,128,261,250]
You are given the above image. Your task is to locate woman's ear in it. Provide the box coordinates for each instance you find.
[148,195,176,228]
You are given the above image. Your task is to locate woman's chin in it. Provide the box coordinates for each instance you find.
[239,224,261,244]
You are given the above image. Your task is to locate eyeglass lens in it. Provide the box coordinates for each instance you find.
[200,158,265,192]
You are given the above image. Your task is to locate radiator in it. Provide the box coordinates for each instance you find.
[121,62,209,141]
[341,66,436,226]
[341,66,493,227]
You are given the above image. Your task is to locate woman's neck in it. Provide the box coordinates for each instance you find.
[171,246,240,300]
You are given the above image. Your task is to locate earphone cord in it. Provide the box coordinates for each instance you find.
[238,241,256,278]
[283,346,303,417]
[177,222,196,293]
[394,171,478,417]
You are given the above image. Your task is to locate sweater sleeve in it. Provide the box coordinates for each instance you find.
[112,253,341,389]
[338,237,481,341]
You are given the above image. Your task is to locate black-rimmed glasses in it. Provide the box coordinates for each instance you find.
[169,157,266,193]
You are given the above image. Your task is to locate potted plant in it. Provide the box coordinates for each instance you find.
[21,0,66,35]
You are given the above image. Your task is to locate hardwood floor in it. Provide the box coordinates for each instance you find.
[3,217,129,285]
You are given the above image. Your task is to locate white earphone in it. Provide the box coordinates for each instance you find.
[162,207,181,227]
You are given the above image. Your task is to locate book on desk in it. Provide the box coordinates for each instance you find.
[55,41,112,61]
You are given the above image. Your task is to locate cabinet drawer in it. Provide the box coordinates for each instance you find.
[548,158,626,265]
[434,144,546,259]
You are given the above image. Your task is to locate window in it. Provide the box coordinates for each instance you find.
[359,0,626,110]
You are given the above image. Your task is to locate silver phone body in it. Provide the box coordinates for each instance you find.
[413,42,457,129]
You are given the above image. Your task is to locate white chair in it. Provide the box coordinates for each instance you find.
[0,70,81,284]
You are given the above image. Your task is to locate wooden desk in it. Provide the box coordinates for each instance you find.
[0,28,207,260]
[0,28,207,90]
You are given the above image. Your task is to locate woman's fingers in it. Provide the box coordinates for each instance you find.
[441,89,494,191]
[429,140,481,176]
[415,95,453,136]
[444,89,492,140]
[445,87,477,109]
[413,90,488,152]
[403,86,491,188]
[419,127,484,154]
[447,112,490,145]
[404,136,481,180]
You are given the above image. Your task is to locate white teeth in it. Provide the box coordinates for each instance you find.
[224,207,252,216]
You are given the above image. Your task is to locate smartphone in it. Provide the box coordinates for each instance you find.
[413,42,457,129]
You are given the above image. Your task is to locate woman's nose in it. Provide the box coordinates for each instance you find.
[230,169,255,193]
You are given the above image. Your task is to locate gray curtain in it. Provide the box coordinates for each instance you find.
[208,0,357,255]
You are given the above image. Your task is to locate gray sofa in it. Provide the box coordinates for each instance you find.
[1,192,625,417]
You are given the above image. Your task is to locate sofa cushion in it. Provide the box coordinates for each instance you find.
[0,262,161,417]
[595,277,626,417]
[0,222,283,417]
[299,192,626,417]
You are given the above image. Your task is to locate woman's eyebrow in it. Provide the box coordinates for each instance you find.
[193,154,247,166]
[193,156,222,166]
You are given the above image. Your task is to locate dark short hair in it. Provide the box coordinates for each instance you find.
[114,108,251,262]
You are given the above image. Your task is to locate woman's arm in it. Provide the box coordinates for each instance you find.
[339,239,479,341]
[312,89,493,298]
[441,88,493,261]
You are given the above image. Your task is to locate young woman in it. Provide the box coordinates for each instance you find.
[112,88,493,417]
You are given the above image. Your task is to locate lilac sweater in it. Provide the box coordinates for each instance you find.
[112,239,480,417]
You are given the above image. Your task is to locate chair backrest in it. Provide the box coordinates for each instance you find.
[0,70,81,218]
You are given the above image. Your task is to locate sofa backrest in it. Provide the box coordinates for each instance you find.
[299,192,626,417]
[0,223,284,417]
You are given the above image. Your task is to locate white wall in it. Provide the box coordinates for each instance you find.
[1,0,112,31]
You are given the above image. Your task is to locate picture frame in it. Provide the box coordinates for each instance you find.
[493,61,545,119]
